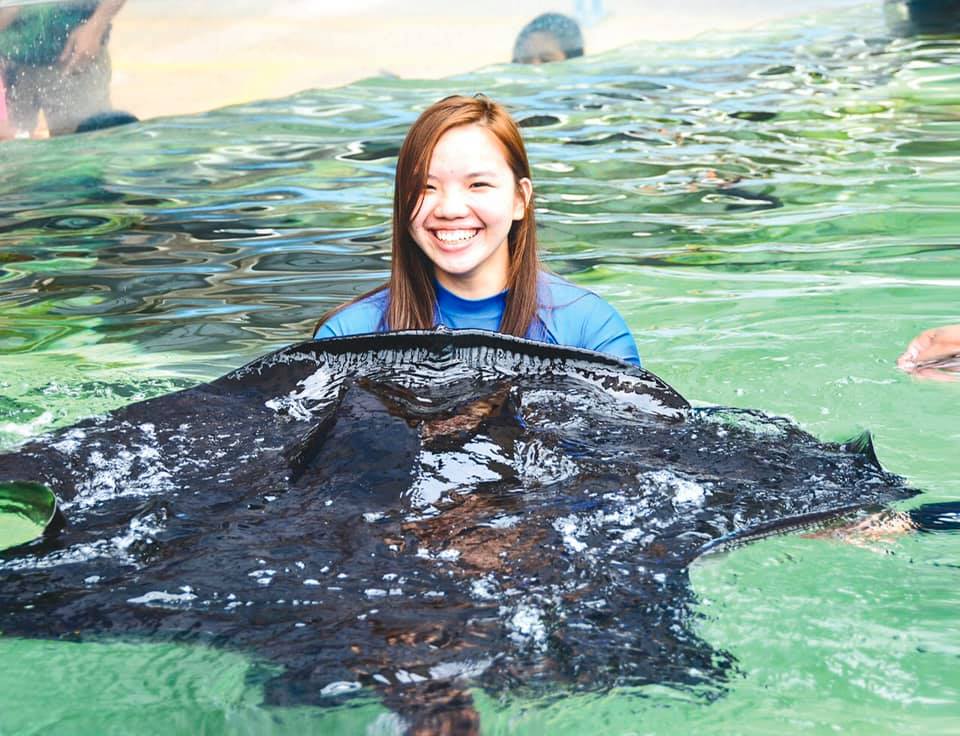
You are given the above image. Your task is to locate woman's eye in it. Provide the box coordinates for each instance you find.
[471,182,492,189]
[424,184,436,192]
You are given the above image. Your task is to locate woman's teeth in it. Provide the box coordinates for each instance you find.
[435,229,478,243]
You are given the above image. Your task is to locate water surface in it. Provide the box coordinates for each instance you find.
[1,5,959,733]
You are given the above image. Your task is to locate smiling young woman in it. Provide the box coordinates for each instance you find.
[314,94,641,366]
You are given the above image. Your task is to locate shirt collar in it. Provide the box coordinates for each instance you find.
[434,279,508,320]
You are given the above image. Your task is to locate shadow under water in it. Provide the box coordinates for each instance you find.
[0,332,927,732]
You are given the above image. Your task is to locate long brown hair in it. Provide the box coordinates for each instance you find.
[315,95,541,336]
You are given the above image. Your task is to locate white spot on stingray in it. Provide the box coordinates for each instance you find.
[51,427,87,455]
[127,590,197,606]
[504,602,548,650]
[320,681,361,697]
[553,516,588,553]
[248,569,276,586]
[470,576,498,600]
[428,658,494,681]
[644,469,707,505]
[395,669,428,684]
[487,514,521,529]
[62,423,175,511]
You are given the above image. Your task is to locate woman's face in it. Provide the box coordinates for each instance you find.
[409,124,532,299]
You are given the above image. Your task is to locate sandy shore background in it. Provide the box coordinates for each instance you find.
[105,0,868,119]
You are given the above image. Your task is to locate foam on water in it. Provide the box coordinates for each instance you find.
[1,510,166,571]
[503,601,550,651]
[127,590,199,607]
[63,423,175,511]
[645,469,709,506]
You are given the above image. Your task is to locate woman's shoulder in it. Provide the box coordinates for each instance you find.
[314,290,389,339]
[537,273,641,366]
[539,272,608,309]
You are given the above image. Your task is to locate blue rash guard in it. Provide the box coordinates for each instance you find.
[314,273,642,366]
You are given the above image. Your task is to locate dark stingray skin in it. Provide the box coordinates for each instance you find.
[0,331,918,731]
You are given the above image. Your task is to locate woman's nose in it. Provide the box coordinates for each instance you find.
[433,187,470,218]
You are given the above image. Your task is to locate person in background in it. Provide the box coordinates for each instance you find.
[0,0,125,137]
[885,0,960,36]
[512,12,584,65]
[898,324,960,380]
[0,55,11,140]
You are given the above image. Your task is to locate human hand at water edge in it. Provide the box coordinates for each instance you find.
[59,0,126,74]
[59,20,108,73]
[897,324,960,380]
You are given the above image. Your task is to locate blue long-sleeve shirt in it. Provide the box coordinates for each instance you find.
[314,273,641,366]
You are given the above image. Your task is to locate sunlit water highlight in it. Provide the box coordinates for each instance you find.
[1,5,959,733]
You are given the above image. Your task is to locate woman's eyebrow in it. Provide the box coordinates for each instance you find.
[466,170,498,178]
[426,170,499,180]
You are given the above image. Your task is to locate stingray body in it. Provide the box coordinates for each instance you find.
[0,331,916,728]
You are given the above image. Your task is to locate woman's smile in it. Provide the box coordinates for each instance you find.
[431,228,481,246]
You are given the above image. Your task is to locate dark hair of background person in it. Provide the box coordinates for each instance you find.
[512,12,584,64]
[75,110,138,133]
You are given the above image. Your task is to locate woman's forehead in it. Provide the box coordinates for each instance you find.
[428,125,511,173]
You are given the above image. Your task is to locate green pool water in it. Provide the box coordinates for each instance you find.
[1,5,959,733]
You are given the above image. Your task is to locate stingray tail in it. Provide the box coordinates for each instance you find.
[842,430,881,470]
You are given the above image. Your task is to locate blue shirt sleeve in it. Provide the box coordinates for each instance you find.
[539,277,642,366]
[313,294,387,339]
[575,293,642,366]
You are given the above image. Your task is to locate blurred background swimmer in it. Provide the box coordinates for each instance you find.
[885,0,960,36]
[74,108,137,133]
[0,0,125,137]
[0,59,10,140]
[512,12,584,64]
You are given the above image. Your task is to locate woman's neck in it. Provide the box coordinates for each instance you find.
[434,272,508,301]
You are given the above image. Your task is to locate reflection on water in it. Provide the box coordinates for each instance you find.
[3,8,959,370]
[1,5,960,733]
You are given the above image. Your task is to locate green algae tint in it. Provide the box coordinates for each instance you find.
[0,481,56,550]
[1,4,960,733]
[0,638,392,736]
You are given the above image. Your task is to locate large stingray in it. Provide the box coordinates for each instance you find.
[0,331,934,732]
